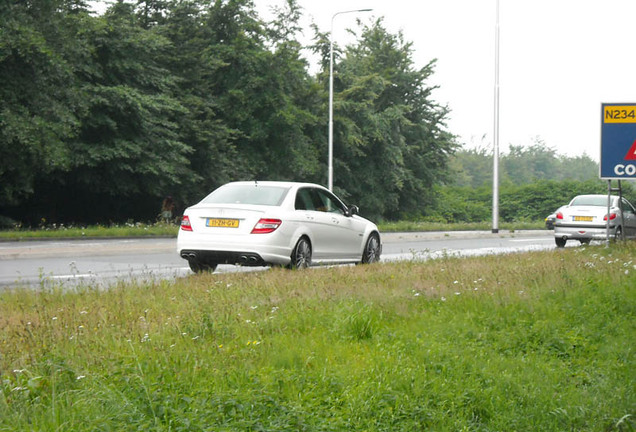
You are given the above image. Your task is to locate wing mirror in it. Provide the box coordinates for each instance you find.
[346,205,359,217]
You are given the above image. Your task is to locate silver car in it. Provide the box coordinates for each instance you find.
[177,181,382,272]
[553,194,636,247]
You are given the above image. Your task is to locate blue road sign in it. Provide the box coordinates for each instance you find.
[600,103,636,179]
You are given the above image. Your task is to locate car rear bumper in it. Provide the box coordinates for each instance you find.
[554,224,617,240]
[177,234,291,266]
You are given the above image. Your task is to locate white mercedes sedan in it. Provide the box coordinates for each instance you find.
[177,181,382,272]
[553,194,636,247]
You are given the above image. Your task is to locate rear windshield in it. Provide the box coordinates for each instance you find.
[570,196,614,207]
[201,184,289,206]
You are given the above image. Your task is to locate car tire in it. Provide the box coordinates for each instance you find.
[290,237,311,269]
[361,233,381,264]
[555,237,566,248]
[188,260,218,273]
[614,226,623,241]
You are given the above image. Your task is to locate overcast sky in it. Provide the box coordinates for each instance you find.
[257,0,636,161]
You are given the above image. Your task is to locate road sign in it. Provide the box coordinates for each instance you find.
[600,103,636,179]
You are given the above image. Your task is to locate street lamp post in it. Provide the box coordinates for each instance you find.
[328,8,372,191]
[492,0,500,233]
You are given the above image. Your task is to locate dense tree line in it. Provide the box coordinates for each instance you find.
[449,140,600,189]
[430,143,636,223]
[0,0,454,226]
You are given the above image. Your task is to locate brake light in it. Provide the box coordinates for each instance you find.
[604,213,617,221]
[556,212,563,220]
[251,218,282,234]
[180,215,193,231]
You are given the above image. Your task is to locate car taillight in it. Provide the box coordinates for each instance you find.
[556,212,564,220]
[604,213,617,221]
[180,215,193,231]
[251,218,282,234]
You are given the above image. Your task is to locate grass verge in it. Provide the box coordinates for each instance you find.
[0,220,545,241]
[0,222,179,241]
[379,220,545,232]
[1,243,634,430]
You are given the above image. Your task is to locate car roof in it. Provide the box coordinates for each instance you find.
[225,181,328,190]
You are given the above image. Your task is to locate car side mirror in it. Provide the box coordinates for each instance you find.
[346,205,359,217]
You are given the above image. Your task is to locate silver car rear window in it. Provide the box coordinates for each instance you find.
[570,196,613,207]
[201,185,289,206]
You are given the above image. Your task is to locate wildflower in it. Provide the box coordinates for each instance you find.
[250,306,258,310]
[80,310,88,315]
[76,375,86,381]
[441,297,447,302]
[52,317,58,321]
[192,336,200,340]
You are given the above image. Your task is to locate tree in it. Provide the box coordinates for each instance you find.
[45,2,193,220]
[0,0,87,206]
[202,0,322,184]
[323,18,456,220]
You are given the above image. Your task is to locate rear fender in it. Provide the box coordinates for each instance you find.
[288,225,314,253]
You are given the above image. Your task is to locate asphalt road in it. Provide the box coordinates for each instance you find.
[0,230,557,289]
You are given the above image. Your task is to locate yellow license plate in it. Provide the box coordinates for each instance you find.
[574,216,593,222]
[206,218,239,228]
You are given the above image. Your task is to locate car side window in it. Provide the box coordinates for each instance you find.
[295,188,315,211]
[622,199,635,214]
[314,189,345,215]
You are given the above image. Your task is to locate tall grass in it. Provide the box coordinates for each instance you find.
[1,243,634,431]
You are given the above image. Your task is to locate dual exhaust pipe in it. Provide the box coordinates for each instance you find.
[181,250,260,266]
[238,255,260,265]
